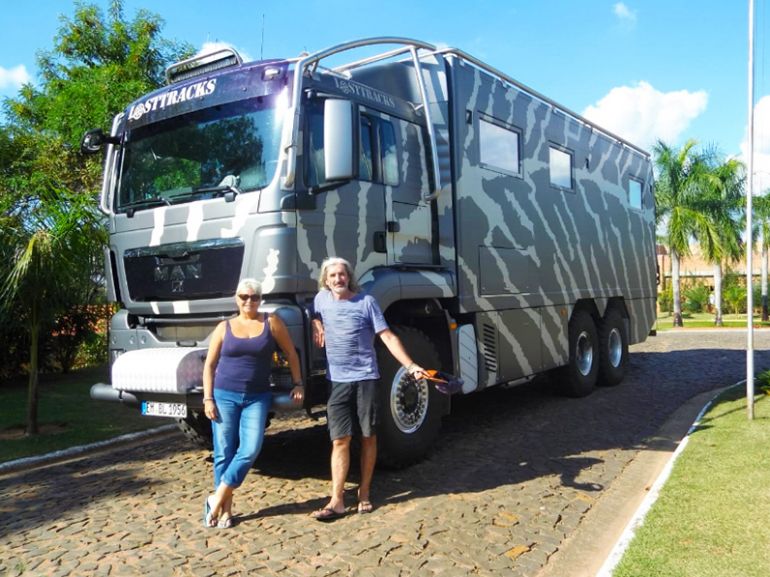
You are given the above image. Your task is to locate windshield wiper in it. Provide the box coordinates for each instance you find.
[181,183,243,202]
[122,196,170,217]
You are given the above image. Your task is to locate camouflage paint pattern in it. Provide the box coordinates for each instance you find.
[99,40,655,399]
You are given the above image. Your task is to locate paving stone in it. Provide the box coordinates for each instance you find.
[0,331,766,577]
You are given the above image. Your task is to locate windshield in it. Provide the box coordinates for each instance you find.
[116,95,283,212]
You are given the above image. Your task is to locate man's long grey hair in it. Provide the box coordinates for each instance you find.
[318,257,360,293]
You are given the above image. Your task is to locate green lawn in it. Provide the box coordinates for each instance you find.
[613,388,770,577]
[655,311,770,330]
[0,365,166,464]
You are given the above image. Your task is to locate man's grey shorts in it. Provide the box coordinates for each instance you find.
[326,379,379,440]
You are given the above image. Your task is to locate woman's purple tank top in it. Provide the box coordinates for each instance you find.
[213,314,275,393]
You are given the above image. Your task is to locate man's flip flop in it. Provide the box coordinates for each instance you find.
[312,507,346,522]
[357,501,373,514]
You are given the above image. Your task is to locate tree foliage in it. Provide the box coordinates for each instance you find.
[4,0,192,148]
[654,139,746,327]
[0,0,192,433]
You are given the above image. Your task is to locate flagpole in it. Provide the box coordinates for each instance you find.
[747,0,755,420]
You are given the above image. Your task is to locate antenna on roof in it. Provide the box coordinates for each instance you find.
[260,14,265,60]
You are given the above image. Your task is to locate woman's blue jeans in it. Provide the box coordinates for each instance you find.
[211,389,272,489]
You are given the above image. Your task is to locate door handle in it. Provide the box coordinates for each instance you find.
[386,221,400,233]
[373,231,387,253]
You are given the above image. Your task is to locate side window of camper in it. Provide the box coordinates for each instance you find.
[628,178,643,210]
[479,116,521,176]
[549,145,573,191]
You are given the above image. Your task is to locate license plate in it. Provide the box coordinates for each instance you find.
[141,401,188,418]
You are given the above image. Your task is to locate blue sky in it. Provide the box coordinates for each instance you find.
[2,1,769,179]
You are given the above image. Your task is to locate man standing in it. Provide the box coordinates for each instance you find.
[311,257,424,520]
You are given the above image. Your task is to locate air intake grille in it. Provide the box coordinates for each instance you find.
[481,323,497,372]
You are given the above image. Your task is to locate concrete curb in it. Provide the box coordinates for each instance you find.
[594,384,734,576]
[537,385,734,577]
[0,424,178,476]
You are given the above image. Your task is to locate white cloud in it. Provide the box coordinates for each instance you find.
[740,94,770,193]
[613,2,637,25]
[582,81,708,150]
[197,41,252,63]
[0,64,31,91]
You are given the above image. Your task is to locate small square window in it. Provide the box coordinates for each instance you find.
[549,146,573,190]
[479,117,521,176]
[628,178,643,209]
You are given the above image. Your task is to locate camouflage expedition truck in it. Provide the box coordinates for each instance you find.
[84,37,656,467]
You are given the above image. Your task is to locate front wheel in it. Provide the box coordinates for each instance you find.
[376,325,445,468]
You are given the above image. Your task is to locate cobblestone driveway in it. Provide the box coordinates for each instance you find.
[2,330,769,577]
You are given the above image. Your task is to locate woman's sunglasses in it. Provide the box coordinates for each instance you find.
[237,294,260,302]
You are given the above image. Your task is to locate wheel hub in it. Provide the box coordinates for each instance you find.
[390,367,429,433]
[576,330,594,376]
[608,327,622,368]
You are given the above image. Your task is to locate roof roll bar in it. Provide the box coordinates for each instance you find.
[282,37,443,201]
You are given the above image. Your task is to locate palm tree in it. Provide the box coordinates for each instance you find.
[0,192,103,435]
[653,139,713,327]
[696,156,745,326]
[753,191,770,321]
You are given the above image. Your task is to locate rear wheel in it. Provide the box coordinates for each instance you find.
[176,410,213,450]
[376,325,445,468]
[598,308,628,386]
[560,309,599,397]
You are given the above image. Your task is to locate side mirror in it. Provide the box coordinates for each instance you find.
[323,99,354,181]
[80,128,121,155]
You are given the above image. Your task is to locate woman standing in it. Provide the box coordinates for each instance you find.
[202,278,303,528]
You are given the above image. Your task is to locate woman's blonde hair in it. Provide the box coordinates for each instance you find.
[236,278,262,296]
[318,257,360,293]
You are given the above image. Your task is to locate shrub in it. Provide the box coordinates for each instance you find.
[723,284,747,314]
[683,284,710,314]
[74,330,109,369]
[658,285,673,313]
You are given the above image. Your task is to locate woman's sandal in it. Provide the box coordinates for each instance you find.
[217,514,233,528]
[203,496,218,528]
[357,500,373,514]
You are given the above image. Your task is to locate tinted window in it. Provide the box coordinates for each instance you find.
[381,121,398,186]
[359,116,375,181]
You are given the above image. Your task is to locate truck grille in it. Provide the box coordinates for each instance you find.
[123,238,244,301]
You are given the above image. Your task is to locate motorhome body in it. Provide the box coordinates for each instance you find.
[86,38,656,467]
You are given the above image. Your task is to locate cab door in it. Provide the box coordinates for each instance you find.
[359,108,433,265]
